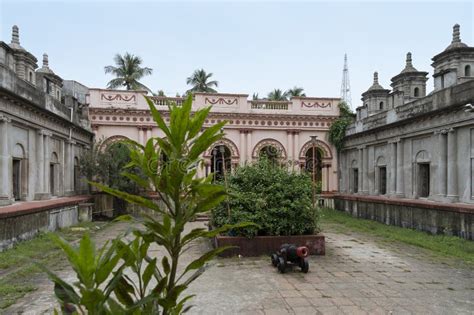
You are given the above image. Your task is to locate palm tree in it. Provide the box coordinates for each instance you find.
[286,86,306,98]
[104,53,153,92]
[186,69,218,93]
[267,89,288,101]
[252,93,259,100]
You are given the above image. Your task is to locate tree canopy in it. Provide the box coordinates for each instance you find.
[104,53,153,93]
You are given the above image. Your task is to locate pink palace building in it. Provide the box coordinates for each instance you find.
[87,89,341,193]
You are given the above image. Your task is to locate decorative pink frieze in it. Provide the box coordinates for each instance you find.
[101,93,136,102]
[205,97,238,105]
[301,101,332,108]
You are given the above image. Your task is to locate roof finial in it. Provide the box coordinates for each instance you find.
[406,52,413,67]
[373,72,379,84]
[452,24,461,43]
[42,53,49,68]
[11,25,20,45]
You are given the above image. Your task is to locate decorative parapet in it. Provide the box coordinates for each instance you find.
[87,89,341,117]
[150,96,185,106]
[0,64,90,132]
[346,79,474,136]
[250,100,290,111]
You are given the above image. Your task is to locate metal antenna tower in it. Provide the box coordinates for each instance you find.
[340,53,352,110]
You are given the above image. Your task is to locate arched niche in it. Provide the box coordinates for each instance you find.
[252,138,287,160]
[299,139,333,161]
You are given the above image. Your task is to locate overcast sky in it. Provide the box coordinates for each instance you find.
[1,1,472,110]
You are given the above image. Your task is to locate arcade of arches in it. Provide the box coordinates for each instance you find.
[102,134,336,192]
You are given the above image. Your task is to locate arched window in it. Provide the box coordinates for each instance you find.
[211,145,232,181]
[379,102,384,110]
[305,148,323,187]
[465,65,471,77]
[414,87,420,97]
[29,71,33,82]
[259,145,280,165]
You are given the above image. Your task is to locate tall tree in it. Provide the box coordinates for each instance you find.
[186,69,219,93]
[104,53,153,92]
[267,89,288,101]
[286,86,306,98]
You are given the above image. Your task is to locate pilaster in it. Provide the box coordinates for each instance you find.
[0,114,12,205]
[358,147,363,194]
[395,138,404,197]
[246,130,252,161]
[435,129,448,197]
[389,141,397,196]
[447,128,458,202]
[239,130,246,165]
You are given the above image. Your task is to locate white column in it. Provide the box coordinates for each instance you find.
[61,140,67,196]
[138,127,144,146]
[294,131,300,171]
[437,131,447,197]
[390,142,397,195]
[43,131,51,195]
[246,131,252,161]
[0,115,11,204]
[240,130,246,165]
[447,128,458,201]
[358,148,363,193]
[287,131,293,161]
[67,140,75,195]
[362,146,369,194]
[146,128,152,144]
[36,131,44,196]
[396,139,404,197]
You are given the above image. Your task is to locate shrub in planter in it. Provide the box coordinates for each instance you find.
[211,159,320,237]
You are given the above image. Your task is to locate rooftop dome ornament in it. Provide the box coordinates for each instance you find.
[445,24,468,51]
[42,53,49,68]
[37,52,56,75]
[367,71,385,91]
[10,25,23,50]
[452,24,461,43]
[401,52,418,73]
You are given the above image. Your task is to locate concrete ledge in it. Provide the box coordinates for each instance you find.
[0,195,93,219]
[214,234,325,257]
[334,195,474,240]
[334,194,474,215]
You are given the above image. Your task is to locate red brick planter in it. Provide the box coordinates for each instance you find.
[214,234,325,257]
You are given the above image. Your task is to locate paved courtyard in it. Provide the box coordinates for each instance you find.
[5,221,474,315]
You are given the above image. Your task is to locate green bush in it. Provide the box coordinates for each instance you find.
[211,159,320,237]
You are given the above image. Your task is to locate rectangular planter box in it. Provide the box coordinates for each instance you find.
[214,234,325,257]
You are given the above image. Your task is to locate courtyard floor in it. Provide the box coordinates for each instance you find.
[4,220,474,315]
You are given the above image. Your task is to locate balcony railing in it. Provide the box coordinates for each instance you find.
[250,101,290,110]
[150,96,185,106]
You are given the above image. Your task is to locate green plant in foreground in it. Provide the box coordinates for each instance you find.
[43,95,253,314]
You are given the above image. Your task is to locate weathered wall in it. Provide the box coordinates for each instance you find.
[0,204,78,251]
[334,195,473,240]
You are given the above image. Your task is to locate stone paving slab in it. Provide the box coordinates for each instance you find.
[4,221,474,314]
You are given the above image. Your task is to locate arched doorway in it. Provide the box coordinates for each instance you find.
[50,152,59,196]
[259,145,280,165]
[210,145,231,181]
[305,147,323,187]
[12,143,26,201]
